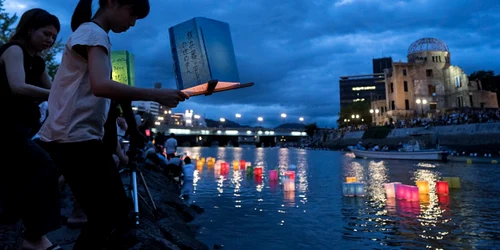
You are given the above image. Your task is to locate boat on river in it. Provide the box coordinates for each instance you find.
[349,139,449,161]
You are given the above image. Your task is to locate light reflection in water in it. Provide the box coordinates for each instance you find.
[366,160,388,206]
[232,147,243,161]
[217,147,226,161]
[296,149,308,205]
[254,148,264,165]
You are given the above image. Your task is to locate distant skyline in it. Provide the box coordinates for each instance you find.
[5,0,500,127]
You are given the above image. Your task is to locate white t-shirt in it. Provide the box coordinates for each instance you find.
[165,137,177,154]
[39,22,112,143]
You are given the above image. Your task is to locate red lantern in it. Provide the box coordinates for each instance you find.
[286,171,295,180]
[436,181,449,195]
[240,160,246,170]
[254,167,263,176]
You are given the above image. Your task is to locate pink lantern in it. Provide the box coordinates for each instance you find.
[269,170,278,181]
[407,186,419,202]
[396,184,410,200]
[436,181,449,195]
[383,182,401,198]
[284,179,295,192]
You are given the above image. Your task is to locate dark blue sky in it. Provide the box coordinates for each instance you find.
[6,0,500,127]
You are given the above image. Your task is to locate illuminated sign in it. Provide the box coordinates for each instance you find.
[111,50,135,86]
[352,86,376,91]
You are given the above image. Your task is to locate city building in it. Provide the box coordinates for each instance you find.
[132,101,160,117]
[373,38,498,124]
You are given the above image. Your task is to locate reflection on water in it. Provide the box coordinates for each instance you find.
[178,147,500,249]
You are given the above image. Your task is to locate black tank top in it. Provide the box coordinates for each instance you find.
[0,42,46,128]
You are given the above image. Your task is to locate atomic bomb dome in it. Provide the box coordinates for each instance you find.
[407,38,449,55]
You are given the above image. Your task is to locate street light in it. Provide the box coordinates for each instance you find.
[257,117,263,122]
[281,113,287,118]
[416,98,427,116]
[235,113,241,118]
[220,118,225,122]
[299,117,304,122]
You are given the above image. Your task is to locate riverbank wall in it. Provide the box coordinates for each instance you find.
[329,123,500,152]
[0,165,210,250]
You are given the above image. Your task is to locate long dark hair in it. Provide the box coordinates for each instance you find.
[71,0,150,32]
[9,8,60,46]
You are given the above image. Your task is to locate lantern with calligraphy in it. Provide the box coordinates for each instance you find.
[269,170,278,181]
[169,17,253,96]
[346,177,356,183]
[383,182,401,198]
[111,50,135,86]
[436,181,449,195]
[416,180,430,194]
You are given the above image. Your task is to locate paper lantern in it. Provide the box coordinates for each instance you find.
[254,175,263,184]
[232,160,239,170]
[436,181,449,195]
[246,166,253,176]
[346,177,357,183]
[286,171,295,180]
[269,170,278,181]
[196,160,204,169]
[353,182,365,197]
[383,182,401,198]
[438,194,450,206]
[284,179,295,192]
[396,184,409,200]
[254,167,263,176]
[240,160,246,170]
[415,180,430,194]
[342,183,355,197]
[407,186,419,202]
[419,194,430,203]
[221,163,229,175]
[450,177,460,189]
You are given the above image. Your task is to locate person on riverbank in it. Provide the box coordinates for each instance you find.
[36,0,188,248]
[0,8,62,250]
[165,133,178,160]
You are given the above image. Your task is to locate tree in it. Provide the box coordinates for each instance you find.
[304,123,318,137]
[0,0,63,79]
[337,101,372,127]
[469,70,500,106]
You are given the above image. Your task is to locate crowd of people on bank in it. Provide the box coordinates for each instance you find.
[0,1,192,249]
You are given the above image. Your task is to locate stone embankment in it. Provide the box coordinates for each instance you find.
[329,123,500,152]
[1,165,210,250]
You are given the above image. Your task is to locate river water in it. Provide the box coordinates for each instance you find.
[177,147,500,249]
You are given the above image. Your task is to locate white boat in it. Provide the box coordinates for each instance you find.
[350,148,448,161]
[349,139,448,161]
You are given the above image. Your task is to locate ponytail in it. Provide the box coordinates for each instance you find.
[71,0,93,32]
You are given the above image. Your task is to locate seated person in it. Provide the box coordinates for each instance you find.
[144,145,167,170]
[165,155,183,184]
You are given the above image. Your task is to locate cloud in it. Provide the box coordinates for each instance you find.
[7,0,500,127]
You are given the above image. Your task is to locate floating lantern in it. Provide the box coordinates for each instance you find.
[442,177,460,189]
[286,171,295,180]
[353,182,365,197]
[342,182,355,197]
[346,177,356,183]
[221,162,229,175]
[493,160,498,164]
[383,182,401,198]
[436,181,449,195]
[232,160,239,170]
[438,194,450,206]
[246,166,253,176]
[415,180,430,194]
[396,184,409,200]
[284,179,295,192]
[466,158,472,164]
[407,186,419,202]
[419,194,430,203]
[240,160,246,170]
[196,160,204,169]
[254,167,263,176]
[269,170,278,181]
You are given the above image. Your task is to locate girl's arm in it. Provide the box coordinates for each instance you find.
[3,46,50,99]
[39,70,52,89]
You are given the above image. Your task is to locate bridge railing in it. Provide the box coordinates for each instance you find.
[152,126,307,136]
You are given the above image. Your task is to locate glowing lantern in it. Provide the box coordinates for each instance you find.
[346,177,356,183]
[443,177,460,189]
[254,167,263,176]
[383,182,401,198]
[415,180,430,194]
[419,194,430,203]
[232,160,239,170]
[407,186,419,202]
[436,181,449,195]
[269,170,278,181]
[246,166,253,176]
[284,179,295,192]
[286,171,295,180]
[145,129,150,137]
[196,160,204,168]
[342,183,355,197]
[353,182,365,197]
[221,162,229,175]
[240,160,246,170]
[396,184,409,200]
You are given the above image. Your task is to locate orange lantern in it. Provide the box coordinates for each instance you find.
[416,180,430,194]
[346,177,356,183]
